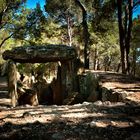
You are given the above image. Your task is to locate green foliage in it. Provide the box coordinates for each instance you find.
[0,0,27,48]
[0,0,26,12]
[45,0,75,22]
[12,3,46,44]
[17,62,57,79]
[92,0,117,32]
[132,17,140,44]
[0,0,26,26]
[0,0,139,75]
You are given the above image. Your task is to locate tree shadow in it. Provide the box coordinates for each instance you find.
[0,103,140,139]
[0,117,140,140]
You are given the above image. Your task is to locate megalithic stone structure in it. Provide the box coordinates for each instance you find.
[3,44,77,106]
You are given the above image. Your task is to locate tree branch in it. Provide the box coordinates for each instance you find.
[0,15,42,48]
[75,0,86,13]
[0,21,8,30]
[0,33,14,48]
[133,0,140,9]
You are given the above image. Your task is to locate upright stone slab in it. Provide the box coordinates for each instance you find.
[51,65,63,105]
[61,61,68,100]
[7,60,18,107]
[78,72,100,102]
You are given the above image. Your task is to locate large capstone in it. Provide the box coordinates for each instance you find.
[2,45,77,63]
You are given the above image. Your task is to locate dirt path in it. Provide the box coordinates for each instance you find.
[93,71,140,105]
[0,102,140,140]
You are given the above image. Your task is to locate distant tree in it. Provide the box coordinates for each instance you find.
[131,16,140,75]
[117,0,140,74]
[91,0,119,71]
[45,0,74,46]
[92,0,117,32]
[14,3,46,45]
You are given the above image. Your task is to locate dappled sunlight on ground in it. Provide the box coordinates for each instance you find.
[0,102,140,139]
[0,102,139,128]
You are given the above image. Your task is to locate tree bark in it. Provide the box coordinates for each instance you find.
[131,46,136,75]
[93,48,98,70]
[0,12,3,25]
[75,0,90,69]
[125,0,133,73]
[117,0,126,74]
[66,13,72,46]
[117,0,136,74]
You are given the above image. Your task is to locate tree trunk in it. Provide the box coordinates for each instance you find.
[125,0,133,74]
[66,13,72,46]
[93,48,98,70]
[0,12,3,25]
[117,0,134,74]
[75,0,90,69]
[131,46,136,75]
[83,13,90,69]
[117,0,126,74]
[116,63,121,72]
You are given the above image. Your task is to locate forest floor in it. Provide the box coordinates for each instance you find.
[0,71,140,140]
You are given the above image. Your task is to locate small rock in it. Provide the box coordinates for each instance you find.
[73,103,82,107]
[93,100,103,106]
[129,122,134,126]
[22,112,32,117]
[82,129,86,133]
[72,126,76,129]
[90,121,97,127]
[103,101,111,105]
[74,128,80,133]
[111,121,116,126]
[21,127,31,131]
[82,102,91,105]
[102,110,108,113]
[24,104,32,107]
[52,132,64,140]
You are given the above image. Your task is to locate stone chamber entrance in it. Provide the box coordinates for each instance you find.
[2,45,78,107]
